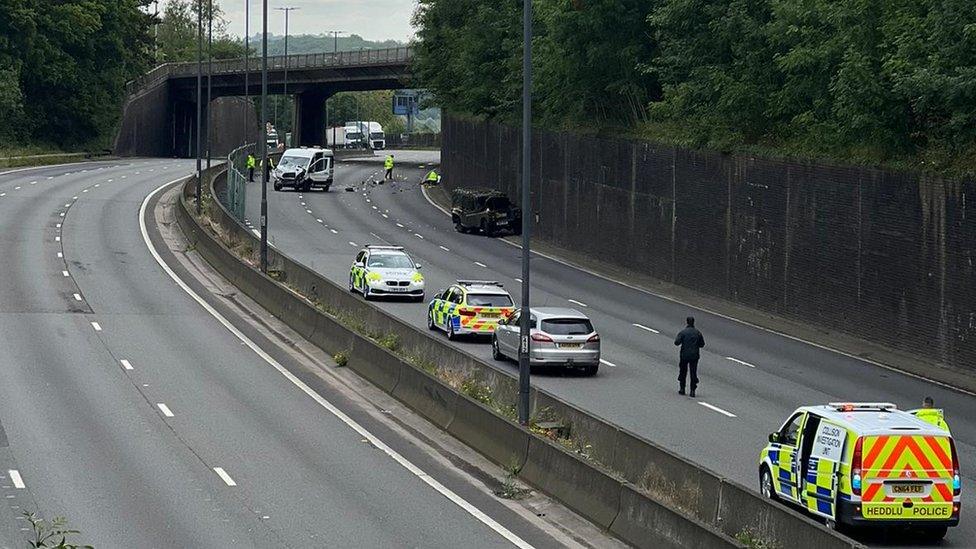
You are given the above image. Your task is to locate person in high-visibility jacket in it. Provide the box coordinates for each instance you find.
[384,154,395,180]
[910,396,951,432]
[423,169,440,185]
[246,153,256,182]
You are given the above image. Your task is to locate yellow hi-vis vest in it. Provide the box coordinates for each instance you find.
[246,155,256,169]
[911,408,951,432]
[384,156,394,169]
[425,170,439,182]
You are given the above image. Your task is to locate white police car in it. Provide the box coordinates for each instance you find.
[349,245,425,301]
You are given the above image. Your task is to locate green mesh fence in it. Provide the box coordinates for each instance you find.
[224,143,254,222]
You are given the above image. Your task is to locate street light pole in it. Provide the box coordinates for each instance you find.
[517,0,533,426]
[328,30,344,148]
[195,0,203,214]
[260,0,269,272]
[275,7,298,145]
[243,0,249,146]
[206,0,213,168]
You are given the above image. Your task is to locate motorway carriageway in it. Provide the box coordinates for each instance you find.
[245,150,975,547]
[0,159,586,548]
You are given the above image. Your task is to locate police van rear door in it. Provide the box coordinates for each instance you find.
[859,433,955,522]
[800,415,845,519]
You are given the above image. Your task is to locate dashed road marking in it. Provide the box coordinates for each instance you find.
[305,209,312,214]
[396,223,404,228]
[14,186,20,190]
[349,241,357,247]
[382,214,389,219]
[8,470,24,489]
[57,252,63,258]
[55,236,61,242]
[330,229,338,234]
[599,359,616,368]
[251,229,260,238]
[567,299,588,308]
[414,233,424,239]
[61,271,69,277]
[633,323,659,334]
[214,467,237,486]
[73,293,82,301]
[120,359,133,370]
[726,357,757,368]
[56,223,61,228]
[474,261,487,268]
[439,246,450,252]
[316,219,323,223]
[515,277,523,283]
[156,403,174,417]
[699,402,737,418]
[90,322,102,331]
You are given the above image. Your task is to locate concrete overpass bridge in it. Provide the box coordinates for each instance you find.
[115,47,413,157]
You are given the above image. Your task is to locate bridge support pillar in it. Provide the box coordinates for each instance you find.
[294,90,330,148]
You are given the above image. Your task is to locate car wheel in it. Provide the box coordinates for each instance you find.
[414,293,425,303]
[921,526,948,542]
[363,286,373,301]
[491,336,504,361]
[427,311,437,331]
[759,466,777,502]
[447,320,458,341]
[454,221,465,233]
[324,184,331,192]
[480,219,488,235]
[273,182,282,191]
[348,275,356,293]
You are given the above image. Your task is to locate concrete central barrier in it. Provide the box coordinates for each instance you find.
[170,166,865,549]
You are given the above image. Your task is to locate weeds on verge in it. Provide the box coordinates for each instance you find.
[333,350,349,367]
[735,528,778,549]
[24,512,92,549]
[495,459,530,500]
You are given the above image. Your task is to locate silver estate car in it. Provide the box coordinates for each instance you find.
[491,307,600,375]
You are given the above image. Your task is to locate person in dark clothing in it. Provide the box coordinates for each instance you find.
[674,316,705,397]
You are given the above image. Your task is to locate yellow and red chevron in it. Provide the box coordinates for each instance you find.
[861,435,953,503]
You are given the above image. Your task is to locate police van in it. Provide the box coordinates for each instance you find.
[759,402,960,541]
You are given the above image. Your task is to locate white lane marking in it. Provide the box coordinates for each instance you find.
[61,271,69,277]
[0,193,5,197]
[30,181,37,184]
[47,176,53,180]
[156,403,174,417]
[300,202,306,206]
[214,467,237,486]
[107,179,112,183]
[94,184,100,187]
[135,172,140,175]
[305,209,312,214]
[55,236,61,242]
[349,241,358,247]
[8,470,24,489]
[251,229,260,238]
[474,261,487,268]
[90,322,102,331]
[567,299,588,308]
[82,189,88,193]
[316,219,323,223]
[120,359,133,371]
[699,402,737,418]
[73,293,82,301]
[64,204,71,208]
[57,252,62,258]
[59,212,65,217]
[72,196,78,200]
[56,223,61,228]
[330,229,338,234]
[515,277,522,283]
[414,233,424,239]
[14,186,20,190]
[139,178,535,549]
[382,214,389,219]
[121,175,127,179]
[439,245,450,252]
[372,206,378,210]
[600,359,616,368]
[633,323,659,334]
[726,356,757,368]
[396,223,404,228]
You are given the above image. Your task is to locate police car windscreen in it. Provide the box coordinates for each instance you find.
[367,254,414,268]
[467,294,513,307]
[542,319,594,335]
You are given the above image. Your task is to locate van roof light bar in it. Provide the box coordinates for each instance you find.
[828,402,898,412]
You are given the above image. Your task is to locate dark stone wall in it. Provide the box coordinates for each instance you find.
[441,115,976,371]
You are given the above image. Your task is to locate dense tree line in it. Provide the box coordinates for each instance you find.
[0,0,154,150]
[413,0,976,172]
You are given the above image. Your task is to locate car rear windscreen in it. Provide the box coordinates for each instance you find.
[542,318,594,335]
[466,294,513,307]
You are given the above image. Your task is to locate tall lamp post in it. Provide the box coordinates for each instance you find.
[327,30,345,147]
[195,0,203,213]
[517,0,533,426]
[259,0,269,272]
[243,0,250,146]
[206,0,213,168]
[275,7,299,145]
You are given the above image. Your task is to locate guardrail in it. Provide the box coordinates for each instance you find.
[222,144,254,222]
[126,47,413,95]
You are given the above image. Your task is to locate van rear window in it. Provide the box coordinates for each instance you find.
[542,319,594,335]
[466,294,513,307]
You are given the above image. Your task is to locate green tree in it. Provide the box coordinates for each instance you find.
[156,0,246,63]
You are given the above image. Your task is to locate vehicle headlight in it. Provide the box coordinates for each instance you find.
[367,272,382,282]
[412,273,424,283]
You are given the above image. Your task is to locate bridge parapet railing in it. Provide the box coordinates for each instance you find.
[127,47,412,94]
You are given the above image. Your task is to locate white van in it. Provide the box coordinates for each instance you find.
[272,147,334,192]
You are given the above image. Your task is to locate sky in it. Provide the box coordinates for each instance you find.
[157,0,420,42]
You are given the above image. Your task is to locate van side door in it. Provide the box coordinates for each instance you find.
[771,412,806,503]
[799,414,846,519]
